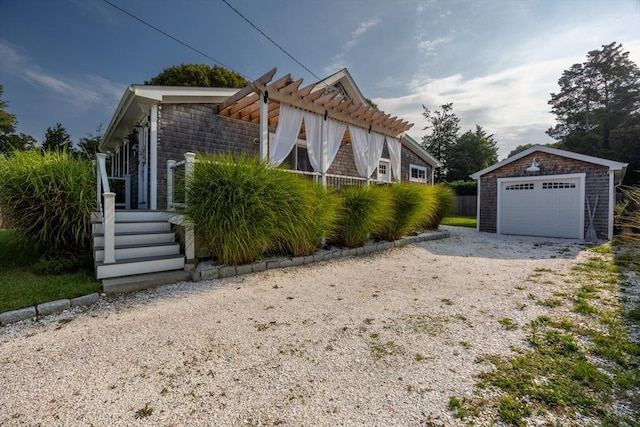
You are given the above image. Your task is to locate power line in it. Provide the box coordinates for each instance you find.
[219,0,323,83]
[100,0,252,82]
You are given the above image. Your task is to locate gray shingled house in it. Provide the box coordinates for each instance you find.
[93,68,441,285]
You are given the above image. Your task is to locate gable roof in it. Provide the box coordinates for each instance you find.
[101,85,238,150]
[470,145,628,183]
[402,134,443,168]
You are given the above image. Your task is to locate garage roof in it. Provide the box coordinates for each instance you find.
[470,145,628,183]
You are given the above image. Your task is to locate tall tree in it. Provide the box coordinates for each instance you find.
[547,42,640,183]
[43,123,73,152]
[145,64,248,88]
[446,125,499,181]
[421,102,460,182]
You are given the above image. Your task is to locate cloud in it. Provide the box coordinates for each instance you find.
[417,36,453,56]
[375,57,574,158]
[323,19,380,74]
[0,40,122,110]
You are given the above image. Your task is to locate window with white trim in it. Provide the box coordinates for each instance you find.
[378,159,390,182]
[410,164,427,183]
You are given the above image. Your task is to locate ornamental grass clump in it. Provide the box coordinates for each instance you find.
[336,185,393,248]
[418,184,455,230]
[185,154,340,265]
[0,150,95,255]
[377,183,430,241]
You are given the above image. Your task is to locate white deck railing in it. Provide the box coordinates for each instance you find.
[96,153,115,264]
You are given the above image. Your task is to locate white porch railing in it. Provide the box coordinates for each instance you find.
[96,153,115,264]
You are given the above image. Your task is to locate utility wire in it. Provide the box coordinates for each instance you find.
[100,0,252,82]
[219,0,323,83]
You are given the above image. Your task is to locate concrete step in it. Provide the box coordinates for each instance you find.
[102,270,191,294]
[93,231,176,247]
[92,220,171,234]
[95,254,185,280]
[94,242,180,262]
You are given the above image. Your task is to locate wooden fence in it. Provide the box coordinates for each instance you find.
[453,195,477,217]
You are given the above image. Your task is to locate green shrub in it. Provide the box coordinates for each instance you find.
[336,185,392,247]
[418,184,454,230]
[377,183,429,241]
[0,150,95,254]
[616,185,640,247]
[445,180,477,196]
[185,154,339,265]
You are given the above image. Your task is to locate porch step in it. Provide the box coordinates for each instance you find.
[91,210,170,223]
[96,254,185,280]
[102,270,191,294]
[93,231,176,247]
[94,242,180,262]
[92,220,171,234]
[92,210,186,285]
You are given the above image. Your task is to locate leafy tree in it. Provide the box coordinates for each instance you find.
[0,84,16,136]
[365,98,378,109]
[145,63,248,88]
[77,125,103,160]
[446,125,498,181]
[43,123,73,153]
[507,143,536,158]
[547,42,640,183]
[421,102,460,182]
[0,84,38,154]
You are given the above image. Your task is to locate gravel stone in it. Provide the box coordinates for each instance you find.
[0,227,607,426]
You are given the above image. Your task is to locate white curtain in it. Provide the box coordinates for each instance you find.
[386,136,401,181]
[269,104,304,167]
[326,118,347,172]
[304,113,347,173]
[350,126,386,178]
[303,112,322,172]
[349,125,370,178]
[369,132,385,177]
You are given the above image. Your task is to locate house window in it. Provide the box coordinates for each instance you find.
[410,164,427,183]
[378,159,390,182]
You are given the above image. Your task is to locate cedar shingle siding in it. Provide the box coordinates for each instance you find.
[479,152,610,239]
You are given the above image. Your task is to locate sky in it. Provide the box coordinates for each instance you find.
[0,0,639,160]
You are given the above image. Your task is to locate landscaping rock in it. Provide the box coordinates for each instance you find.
[236,264,253,276]
[70,293,99,308]
[219,266,236,278]
[201,268,220,280]
[0,307,36,326]
[252,262,266,273]
[37,299,70,316]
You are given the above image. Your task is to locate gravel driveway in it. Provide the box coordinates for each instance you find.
[0,226,594,426]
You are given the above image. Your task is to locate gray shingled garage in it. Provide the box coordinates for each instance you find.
[471,146,627,240]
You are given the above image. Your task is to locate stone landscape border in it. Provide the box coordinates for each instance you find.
[0,229,450,326]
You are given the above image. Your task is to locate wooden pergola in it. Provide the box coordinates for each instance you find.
[217,68,413,159]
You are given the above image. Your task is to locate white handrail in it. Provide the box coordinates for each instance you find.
[96,153,115,264]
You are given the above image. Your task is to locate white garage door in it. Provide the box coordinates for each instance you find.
[498,175,584,239]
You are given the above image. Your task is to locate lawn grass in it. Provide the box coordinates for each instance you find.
[0,229,100,313]
[448,244,640,425]
[441,215,477,228]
